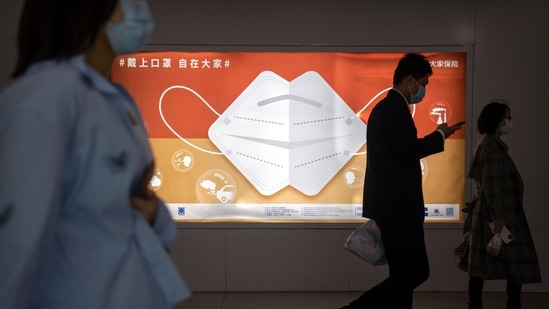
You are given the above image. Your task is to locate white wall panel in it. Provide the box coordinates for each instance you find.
[476,0,549,43]
[349,0,476,45]
[347,249,389,291]
[225,0,351,44]
[171,229,227,291]
[225,229,350,291]
[148,0,227,45]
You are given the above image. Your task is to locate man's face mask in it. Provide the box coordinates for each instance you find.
[106,0,154,55]
[409,78,426,104]
[208,71,367,196]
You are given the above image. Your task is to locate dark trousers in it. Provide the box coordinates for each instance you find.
[347,220,429,309]
[468,276,522,305]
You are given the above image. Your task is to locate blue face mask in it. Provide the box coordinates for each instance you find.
[106,0,154,55]
[410,79,426,104]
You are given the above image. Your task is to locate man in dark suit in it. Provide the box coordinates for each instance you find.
[340,53,465,309]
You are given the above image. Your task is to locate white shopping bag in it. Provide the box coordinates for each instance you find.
[486,233,502,256]
[344,219,386,266]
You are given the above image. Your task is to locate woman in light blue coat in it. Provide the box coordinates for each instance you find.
[0,0,191,308]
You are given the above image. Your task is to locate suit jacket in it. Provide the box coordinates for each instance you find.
[362,89,444,222]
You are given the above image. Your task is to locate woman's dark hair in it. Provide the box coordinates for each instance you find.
[477,100,509,135]
[393,53,433,85]
[12,0,119,77]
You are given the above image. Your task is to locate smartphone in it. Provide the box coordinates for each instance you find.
[453,120,466,127]
[499,225,515,244]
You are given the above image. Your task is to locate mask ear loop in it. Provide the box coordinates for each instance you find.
[354,86,416,155]
[159,85,417,157]
[158,85,224,155]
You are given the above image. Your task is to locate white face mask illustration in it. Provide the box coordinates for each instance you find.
[208,71,366,196]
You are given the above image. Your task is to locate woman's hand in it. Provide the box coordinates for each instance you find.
[131,189,159,225]
[131,162,159,225]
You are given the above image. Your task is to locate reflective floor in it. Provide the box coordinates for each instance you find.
[175,292,549,309]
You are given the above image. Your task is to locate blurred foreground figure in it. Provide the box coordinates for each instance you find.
[0,0,191,308]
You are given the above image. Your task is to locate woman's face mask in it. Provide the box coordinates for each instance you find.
[500,118,513,135]
[409,78,426,104]
[106,0,154,55]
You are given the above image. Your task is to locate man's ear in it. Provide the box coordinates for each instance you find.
[406,75,415,86]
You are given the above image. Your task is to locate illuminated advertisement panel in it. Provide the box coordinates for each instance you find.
[111,51,466,222]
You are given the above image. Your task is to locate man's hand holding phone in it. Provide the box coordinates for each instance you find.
[438,120,466,138]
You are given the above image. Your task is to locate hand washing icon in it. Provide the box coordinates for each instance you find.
[208,71,367,196]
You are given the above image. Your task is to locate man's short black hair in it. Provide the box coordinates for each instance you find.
[393,53,433,85]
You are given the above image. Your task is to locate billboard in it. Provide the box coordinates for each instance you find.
[111,51,466,222]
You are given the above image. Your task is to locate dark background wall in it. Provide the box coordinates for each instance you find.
[1,0,547,293]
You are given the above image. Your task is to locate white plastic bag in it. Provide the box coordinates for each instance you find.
[344,219,386,266]
[486,233,502,256]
